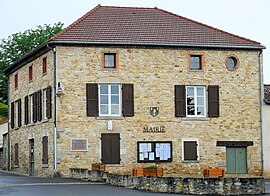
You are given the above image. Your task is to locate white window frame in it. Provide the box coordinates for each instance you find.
[70,138,88,152]
[186,86,206,117]
[43,89,47,120]
[30,95,34,123]
[181,138,199,161]
[99,84,121,116]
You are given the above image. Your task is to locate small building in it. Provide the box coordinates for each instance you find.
[0,119,8,169]
[263,84,270,177]
[4,5,265,177]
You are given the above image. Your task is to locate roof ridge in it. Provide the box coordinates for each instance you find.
[155,7,261,45]
[99,5,155,10]
[50,4,102,41]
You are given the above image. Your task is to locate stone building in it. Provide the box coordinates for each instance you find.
[263,85,270,177]
[4,5,265,177]
[0,119,8,168]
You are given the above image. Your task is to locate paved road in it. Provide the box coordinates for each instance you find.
[0,171,183,196]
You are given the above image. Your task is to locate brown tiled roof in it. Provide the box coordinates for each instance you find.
[0,119,8,125]
[264,85,270,104]
[51,5,264,48]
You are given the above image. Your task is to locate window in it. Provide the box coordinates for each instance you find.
[101,133,120,164]
[226,56,238,70]
[137,141,172,163]
[70,139,88,151]
[99,84,121,116]
[86,83,134,117]
[15,143,19,166]
[104,53,116,68]
[186,86,206,117]
[29,66,33,82]
[190,55,202,70]
[182,139,199,161]
[14,73,18,89]
[42,136,48,164]
[43,87,52,120]
[42,57,47,75]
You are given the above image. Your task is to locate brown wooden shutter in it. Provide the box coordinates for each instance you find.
[37,90,42,121]
[42,136,48,164]
[46,86,52,119]
[208,85,220,117]
[11,102,14,129]
[122,84,134,117]
[86,83,98,116]
[18,99,21,127]
[184,141,197,160]
[33,92,37,123]
[15,143,19,165]
[101,133,120,164]
[25,96,29,125]
[175,85,186,117]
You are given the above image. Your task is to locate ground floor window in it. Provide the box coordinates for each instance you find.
[182,139,199,161]
[226,147,247,174]
[101,133,120,164]
[137,141,172,163]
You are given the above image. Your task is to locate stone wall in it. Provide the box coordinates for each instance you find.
[55,46,261,177]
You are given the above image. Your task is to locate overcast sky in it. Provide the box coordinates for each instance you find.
[0,0,269,83]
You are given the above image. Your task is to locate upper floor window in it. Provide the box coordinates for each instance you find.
[99,84,121,116]
[190,55,202,70]
[14,74,18,89]
[29,66,33,82]
[104,53,116,68]
[226,56,238,70]
[186,86,206,117]
[42,57,47,75]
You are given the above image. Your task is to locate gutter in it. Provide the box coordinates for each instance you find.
[4,40,266,75]
[259,50,264,176]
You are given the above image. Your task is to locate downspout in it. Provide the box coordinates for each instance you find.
[259,50,264,176]
[7,78,11,171]
[47,43,57,171]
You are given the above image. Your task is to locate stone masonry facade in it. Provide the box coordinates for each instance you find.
[8,45,262,177]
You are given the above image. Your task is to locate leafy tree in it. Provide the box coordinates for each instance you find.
[0,22,64,104]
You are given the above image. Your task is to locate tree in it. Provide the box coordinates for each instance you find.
[0,22,64,104]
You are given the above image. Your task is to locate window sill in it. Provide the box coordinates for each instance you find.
[29,80,33,83]
[189,70,203,72]
[182,117,210,121]
[14,127,20,130]
[42,164,49,168]
[182,160,200,163]
[42,119,49,123]
[14,165,19,168]
[26,123,35,127]
[97,116,123,120]
[103,68,117,71]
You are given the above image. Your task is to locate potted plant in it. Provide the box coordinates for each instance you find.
[132,167,144,176]
[91,163,105,172]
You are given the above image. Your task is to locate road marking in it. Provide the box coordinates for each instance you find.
[0,182,105,187]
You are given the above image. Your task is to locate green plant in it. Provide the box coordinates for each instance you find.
[144,165,159,169]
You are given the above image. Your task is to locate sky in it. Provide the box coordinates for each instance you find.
[0,0,269,84]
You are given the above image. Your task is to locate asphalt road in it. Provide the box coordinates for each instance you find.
[0,171,182,196]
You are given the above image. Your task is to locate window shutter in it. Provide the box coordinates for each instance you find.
[175,85,186,117]
[46,86,52,119]
[208,85,219,117]
[37,90,42,121]
[122,84,134,117]
[42,136,48,164]
[184,141,197,160]
[11,102,14,129]
[25,96,29,125]
[33,92,37,123]
[18,99,21,127]
[101,133,120,164]
[15,143,19,165]
[86,83,98,116]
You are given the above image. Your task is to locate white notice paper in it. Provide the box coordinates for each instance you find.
[149,152,154,160]
[139,143,148,153]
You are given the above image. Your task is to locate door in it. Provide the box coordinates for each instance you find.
[29,139,35,176]
[101,133,120,164]
[226,147,247,174]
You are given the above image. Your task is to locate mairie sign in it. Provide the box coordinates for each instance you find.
[143,126,165,133]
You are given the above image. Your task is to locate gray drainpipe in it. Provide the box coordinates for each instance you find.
[47,44,57,171]
[259,50,264,176]
[7,78,11,171]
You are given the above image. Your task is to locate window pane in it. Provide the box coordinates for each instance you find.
[111,105,119,115]
[197,87,204,96]
[100,85,108,94]
[187,87,194,96]
[100,95,108,104]
[100,105,108,114]
[105,54,115,68]
[187,97,194,105]
[197,97,204,105]
[197,106,205,116]
[187,106,195,115]
[111,86,119,94]
[111,95,119,104]
[190,56,201,69]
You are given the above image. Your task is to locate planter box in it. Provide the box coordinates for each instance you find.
[92,164,105,172]
[204,167,224,177]
[132,168,144,176]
